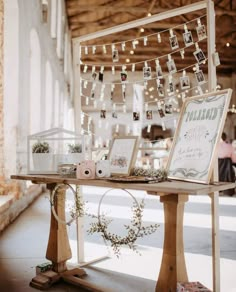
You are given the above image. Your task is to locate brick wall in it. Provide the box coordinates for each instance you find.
[0,0,3,177]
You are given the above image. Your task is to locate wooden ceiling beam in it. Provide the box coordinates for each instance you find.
[66,4,236,16]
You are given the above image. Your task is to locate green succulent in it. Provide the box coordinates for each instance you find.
[32,142,50,153]
[68,143,82,153]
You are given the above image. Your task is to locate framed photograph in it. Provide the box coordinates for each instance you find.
[112,49,119,62]
[196,25,207,41]
[180,76,190,89]
[183,31,193,47]
[169,35,179,50]
[193,49,206,64]
[166,89,232,184]
[143,66,152,79]
[167,59,177,74]
[108,136,139,176]
[195,70,205,84]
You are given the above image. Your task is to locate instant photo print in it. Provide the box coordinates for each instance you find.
[146,110,153,120]
[112,49,119,62]
[120,71,128,83]
[169,35,179,50]
[183,31,193,46]
[156,65,163,79]
[196,25,207,41]
[195,70,205,84]
[194,49,206,64]
[180,76,190,89]
[99,72,104,82]
[165,104,173,115]
[157,83,165,97]
[100,110,106,119]
[133,112,140,121]
[143,66,152,79]
[167,59,177,74]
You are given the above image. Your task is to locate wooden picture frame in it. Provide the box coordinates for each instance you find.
[166,89,232,184]
[108,136,139,176]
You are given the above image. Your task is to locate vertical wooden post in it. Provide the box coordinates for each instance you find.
[72,39,81,134]
[46,184,72,273]
[208,192,220,292]
[156,194,188,292]
[76,184,85,263]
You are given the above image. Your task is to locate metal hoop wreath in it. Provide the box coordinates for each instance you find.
[51,183,78,226]
[97,188,142,244]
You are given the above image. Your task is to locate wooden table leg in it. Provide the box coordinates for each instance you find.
[46,183,72,273]
[156,194,189,292]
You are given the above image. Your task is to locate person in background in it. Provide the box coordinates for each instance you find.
[218,132,236,195]
[218,132,236,163]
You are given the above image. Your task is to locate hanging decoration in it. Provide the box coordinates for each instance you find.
[169,29,179,50]
[79,14,210,142]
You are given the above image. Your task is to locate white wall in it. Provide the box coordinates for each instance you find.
[4,0,74,176]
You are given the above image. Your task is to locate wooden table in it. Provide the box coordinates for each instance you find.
[11,174,235,292]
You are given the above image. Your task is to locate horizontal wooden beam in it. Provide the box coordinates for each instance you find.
[73,1,207,43]
[66,4,236,17]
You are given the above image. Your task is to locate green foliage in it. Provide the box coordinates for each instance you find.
[32,142,50,153]
[87,199,160,257]
[68,143,82,153]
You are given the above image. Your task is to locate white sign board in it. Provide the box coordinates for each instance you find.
[166,89,232,184]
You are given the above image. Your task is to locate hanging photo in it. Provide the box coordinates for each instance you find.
[167,59,177,74]
[196,25,207,41]
[165,104,173,115]
[157,83,165,97]
[92,72,97,80]
[158,107,165,118]
[156,65,163,79]
[112,111,118,119]
[123,91,126,101]
[100,110,106,119]
[99,72,104,82]
[183,31,193,47]
[180,76,190,89]
[168,81,175,95]
[143,66,152,80]
[195,70,205,84]
[133,112,140,121]
[193,49,206,64]
[120,71,128,83]
[112,49,119,62]
[146,110,153,120]
[90,90,95,99]
[169,35,179,50]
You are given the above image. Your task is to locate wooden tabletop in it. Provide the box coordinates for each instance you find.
[11,174,235,196]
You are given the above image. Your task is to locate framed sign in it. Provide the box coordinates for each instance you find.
[166,89,232,184]
[108,136,139,176]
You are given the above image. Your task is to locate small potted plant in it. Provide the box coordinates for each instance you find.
[32,141,53,171]
[67,143,84,164]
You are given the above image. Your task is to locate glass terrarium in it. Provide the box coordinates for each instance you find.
[27,127,91,174]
